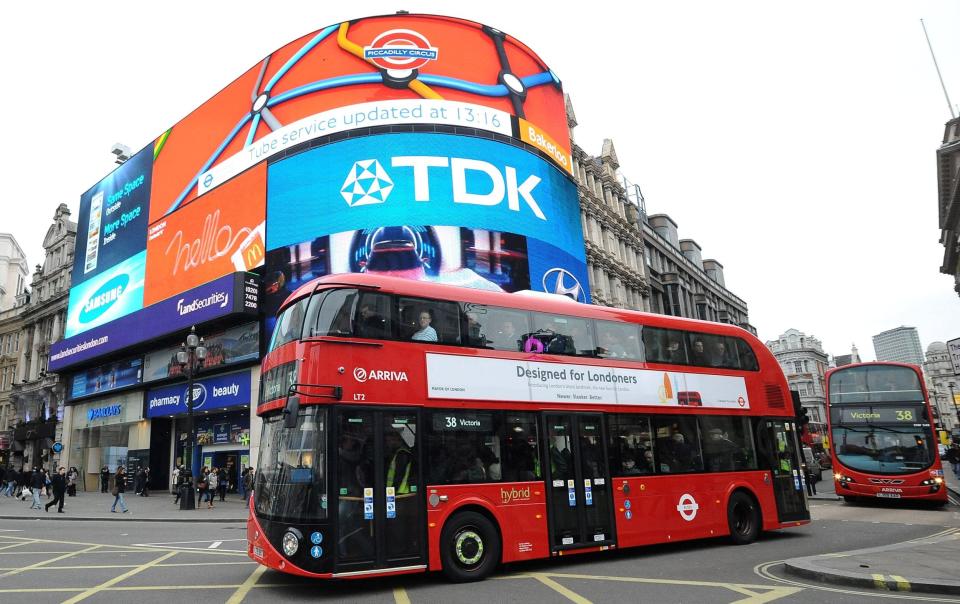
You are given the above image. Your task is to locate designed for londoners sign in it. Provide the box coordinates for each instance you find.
[146,370,252,418]
[50,272,258,372]
[425,353,750,409]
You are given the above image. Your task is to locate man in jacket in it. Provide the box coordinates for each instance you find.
[29,468,44,510]
[45,467,67,513]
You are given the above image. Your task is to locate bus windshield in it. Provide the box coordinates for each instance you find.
[831,411,934,474]
[254,408,328,521]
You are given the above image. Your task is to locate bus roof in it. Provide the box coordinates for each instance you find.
[280,273,756,340]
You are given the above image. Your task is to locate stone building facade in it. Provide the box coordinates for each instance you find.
[766,329,829,424]
[938,116,960,296]
[567,96,754,330]
[8,204,76,469]
[923,341,960,434]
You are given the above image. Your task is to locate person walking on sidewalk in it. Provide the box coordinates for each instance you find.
[174,466,192,505]
[29,467,44,510]
[111,466,128,513]
[945,443,960,478]
[217,466,228,502]
[66,467,78,497]
[100,466,110,494]
[45,467,67,513]
[206,468,218,509]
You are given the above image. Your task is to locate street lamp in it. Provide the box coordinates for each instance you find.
[176,326,206,484]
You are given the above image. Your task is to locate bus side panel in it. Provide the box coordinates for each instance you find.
[426,482,548,570]
[612,472,776,548]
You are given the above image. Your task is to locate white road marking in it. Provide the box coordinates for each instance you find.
[208,541,223,549]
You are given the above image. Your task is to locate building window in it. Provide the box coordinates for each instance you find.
[793,361,803,374]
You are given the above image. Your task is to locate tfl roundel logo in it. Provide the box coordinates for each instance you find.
[363,29,439,72]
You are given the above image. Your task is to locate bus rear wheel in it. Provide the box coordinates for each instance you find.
[440,511,500,583]
[727,491,760,545]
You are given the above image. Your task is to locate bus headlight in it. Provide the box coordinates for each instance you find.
[282,529,301,557]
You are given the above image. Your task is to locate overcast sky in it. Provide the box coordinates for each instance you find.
[2,1,958,360]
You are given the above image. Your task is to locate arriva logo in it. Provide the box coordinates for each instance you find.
[341,156,546,220]
[342,160,394,207]
[79,274,129,324]
[353,368,409,383]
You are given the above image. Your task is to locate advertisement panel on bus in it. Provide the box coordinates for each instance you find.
[148,14,570,225]
[264,132,587,320]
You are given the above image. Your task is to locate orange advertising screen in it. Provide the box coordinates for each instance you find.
[144,164,266,306]
[149,14,571,225]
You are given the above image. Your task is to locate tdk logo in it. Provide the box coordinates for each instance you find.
[342,160,394,207]
[79,274,129,324]
[341,156,546,220]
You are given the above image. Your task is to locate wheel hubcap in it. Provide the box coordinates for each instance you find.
[735,503,753,534]
[455,530,484,566]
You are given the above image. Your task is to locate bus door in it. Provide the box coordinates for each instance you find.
[333,408,426,575]
[543,413,616,551]
[759,419,808,522]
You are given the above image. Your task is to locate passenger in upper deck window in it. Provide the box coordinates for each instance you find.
[495,319,520,351]
[690,339,708,365]
[411,309,438,342]
[665,337,685,364]
[465,312,486,347]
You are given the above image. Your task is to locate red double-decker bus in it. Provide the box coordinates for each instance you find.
[826,362,947,505]
[247,274,809,581]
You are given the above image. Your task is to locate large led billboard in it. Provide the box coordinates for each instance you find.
[264,132,588,319]
[149,14,571,224]
[60,13,585,370]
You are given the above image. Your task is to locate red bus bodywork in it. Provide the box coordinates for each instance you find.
[248,274,809,580]
[826,362,948,504]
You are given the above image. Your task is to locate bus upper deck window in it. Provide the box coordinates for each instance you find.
[310,289,358,337]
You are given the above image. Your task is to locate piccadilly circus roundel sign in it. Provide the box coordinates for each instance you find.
[363,29,439,74]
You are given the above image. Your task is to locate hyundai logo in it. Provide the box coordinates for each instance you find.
[542,268,585,302]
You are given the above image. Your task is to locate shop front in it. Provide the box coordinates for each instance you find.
[65,391,147,492]
[146,369,253,492]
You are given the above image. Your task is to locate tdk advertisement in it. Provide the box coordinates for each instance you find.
[72,144,153,287]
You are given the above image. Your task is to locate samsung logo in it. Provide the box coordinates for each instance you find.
[79,275,129,324]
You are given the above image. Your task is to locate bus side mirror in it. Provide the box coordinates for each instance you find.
[283,394,300,429]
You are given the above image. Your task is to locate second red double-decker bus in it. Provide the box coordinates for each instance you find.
[248,274,810,581]
[826,362,947,505]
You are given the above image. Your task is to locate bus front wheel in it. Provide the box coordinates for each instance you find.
[440,510,501,583]
[727,491,761,545]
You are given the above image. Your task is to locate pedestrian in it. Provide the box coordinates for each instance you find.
[29,467,44,510]
[42,468,52,499]
[110,466,128,513]
[196,466,209,508]
[946,444,960,478]
[171,466,180,496]
[242,467,254,502]
[217,466,227,502]
[67,467,78,497]
[134,466,145,496]
[0,465,10,497]
[45,467,67,513]
[174,466,192,505]
[206,467,218,509]
[805,459,819,497]
[100,466,110,494]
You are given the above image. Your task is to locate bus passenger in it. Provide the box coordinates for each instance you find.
[411,310,438,342]
[496,319,520,351]
[465,312,486,347]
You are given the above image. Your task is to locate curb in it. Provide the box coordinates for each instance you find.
[784,535,960,595]
[0,514,246,523]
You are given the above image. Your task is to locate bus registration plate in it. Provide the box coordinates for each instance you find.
[876,492,901,499]
[253,546,264,558]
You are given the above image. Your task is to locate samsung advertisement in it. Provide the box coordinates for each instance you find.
[72,145,153,286]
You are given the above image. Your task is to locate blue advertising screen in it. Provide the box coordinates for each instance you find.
[64,250,146,338]
[146,370,252,418]
[72,144,153,286]
[69,356,143,400]
[264,133,589,322]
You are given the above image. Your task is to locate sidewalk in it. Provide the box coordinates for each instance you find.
[0,489,248,522]
[785,467,960,594]
[943,468,960,499]
[784,528,960,594]
[807,470,841,501]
